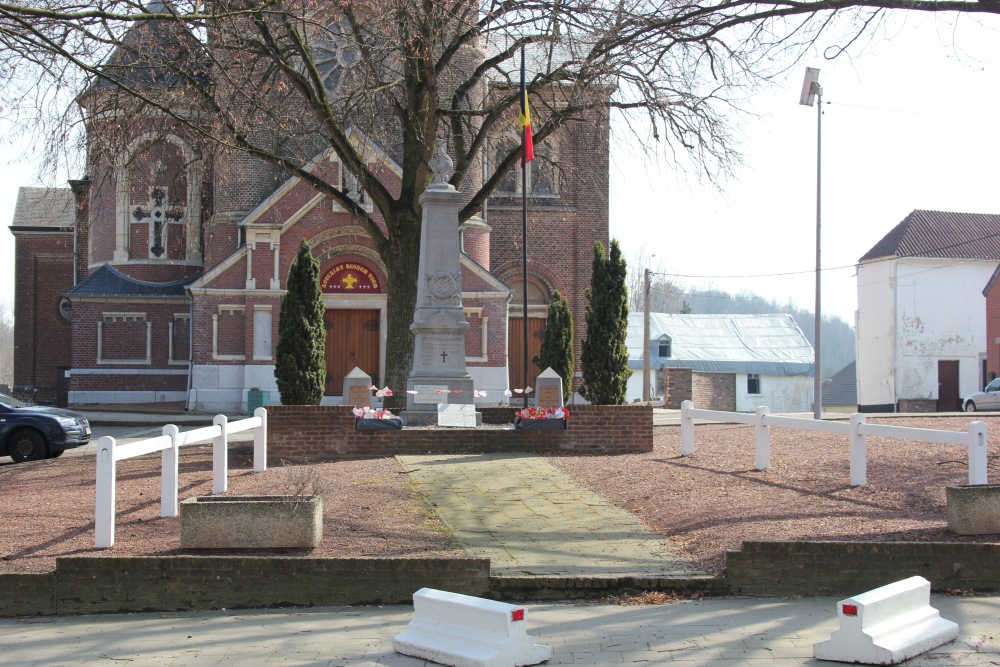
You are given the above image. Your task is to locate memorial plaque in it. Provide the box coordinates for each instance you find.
[347,385,372,408]
[537,385,561,409]
[437,404,476,427]
[414,384,448,404]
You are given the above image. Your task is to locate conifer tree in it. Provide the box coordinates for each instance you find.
[533,290,574,403]
[581,240,631,405]
[275,240,325,405]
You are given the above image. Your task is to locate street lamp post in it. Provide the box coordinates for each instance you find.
[642,266,651,402]
[799,67,823,419]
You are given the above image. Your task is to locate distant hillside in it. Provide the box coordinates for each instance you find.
[626,270,854,381]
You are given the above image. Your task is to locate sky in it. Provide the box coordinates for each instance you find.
[609,12,1000,325]
[2,10,999,326]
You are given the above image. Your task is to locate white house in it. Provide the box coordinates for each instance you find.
[626,313,814,412]
[856,209,1000,412]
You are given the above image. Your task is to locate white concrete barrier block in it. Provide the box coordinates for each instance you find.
[813,576,958,664]
[393,588,552,667]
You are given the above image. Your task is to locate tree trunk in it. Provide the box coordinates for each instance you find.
[381,210,422,410]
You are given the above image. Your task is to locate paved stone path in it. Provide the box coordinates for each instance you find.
[5,595,1000,666]
[397,453,705,577]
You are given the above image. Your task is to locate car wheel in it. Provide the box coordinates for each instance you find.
[47,449,65,459]
[9,430,48,463]
[965,401,977,413]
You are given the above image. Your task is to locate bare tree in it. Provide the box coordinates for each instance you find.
[626,250,685,314]
[5,0,979,391]
[0,298,13,388]
[0,0,759,396]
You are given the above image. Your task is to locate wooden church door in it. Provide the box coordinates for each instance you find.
[324,309,380,395]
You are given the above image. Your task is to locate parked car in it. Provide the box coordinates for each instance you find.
[962,378,1000,412]
[0,392,91,462]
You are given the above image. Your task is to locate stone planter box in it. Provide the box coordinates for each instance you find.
[946,484,1000,535]
[514,417,567,430]
[356,418,403,431]
[180,495,323,549]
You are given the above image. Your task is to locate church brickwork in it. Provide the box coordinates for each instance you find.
[11,10,609,409]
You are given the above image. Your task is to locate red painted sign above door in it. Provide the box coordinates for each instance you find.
[320,262,382,293]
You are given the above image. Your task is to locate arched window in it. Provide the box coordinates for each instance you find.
[506,275,550,318]
[491,136,518,194]
[488,136,559,197]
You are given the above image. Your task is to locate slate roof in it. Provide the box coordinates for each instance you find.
[626,313,814,376]
[67,264,199,298]
[9,187,75,230]
[81,3,210,98]
[821,361,857,407]
[859,210,1000,263]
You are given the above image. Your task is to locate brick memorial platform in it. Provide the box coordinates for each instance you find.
[266,405,653,463]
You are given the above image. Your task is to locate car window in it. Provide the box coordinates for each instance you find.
[988,380,1000,392]
[0,392,30,409]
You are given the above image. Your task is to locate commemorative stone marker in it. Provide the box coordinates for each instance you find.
[534,367,564,409]
[401,140,479,426]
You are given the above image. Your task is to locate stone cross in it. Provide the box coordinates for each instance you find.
[132,186,183,257]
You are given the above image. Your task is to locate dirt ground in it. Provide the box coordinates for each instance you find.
[2,415,997,575]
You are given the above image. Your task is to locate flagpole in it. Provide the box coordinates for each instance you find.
[521,44,529,409]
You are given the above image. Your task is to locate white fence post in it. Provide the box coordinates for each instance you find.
[254,407,268,472]
[94,436,116,549]
[968,421,988,485]
[755,406,770,470]
[850,413,867,487]
[161,424,180,518]
[213,414,228,494]
[680,400,694,456]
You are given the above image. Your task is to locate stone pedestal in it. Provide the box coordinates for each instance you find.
[343,366,374,408]
[401,142,479,426]
[535,367,565,409]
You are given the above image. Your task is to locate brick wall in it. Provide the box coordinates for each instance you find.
[267,405,652,462]
[1,556,489,616]
[726,541,1000,596]
[12,230,75,404]
[692,372,736,411]
[663,369,736,411]
[987,285,1000,382]
[898,399,937,413]
[664,368,691,409]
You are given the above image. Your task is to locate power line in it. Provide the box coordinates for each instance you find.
[662,228,1000,281]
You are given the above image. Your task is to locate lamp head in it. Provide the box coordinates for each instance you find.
[799,67,821,106]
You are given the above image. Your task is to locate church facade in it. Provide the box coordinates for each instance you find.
[10,14,609,412]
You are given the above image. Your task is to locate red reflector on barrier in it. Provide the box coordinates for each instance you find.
[842,604,858,616]
[511,609,525,622]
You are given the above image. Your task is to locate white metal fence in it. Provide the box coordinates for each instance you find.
[94,408,268,548]
[679,400,988,487]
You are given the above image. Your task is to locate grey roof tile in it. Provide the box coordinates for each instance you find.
[10,187,75,229]
[860,210,1000,263]
[67,264,199,298]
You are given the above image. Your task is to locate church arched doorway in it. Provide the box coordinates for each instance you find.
[319,260,386,398]
[506,274,551,392]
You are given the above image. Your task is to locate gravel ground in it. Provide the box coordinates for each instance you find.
[2,415,998,575]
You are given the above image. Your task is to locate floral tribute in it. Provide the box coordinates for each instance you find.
[353,406,397,420]
[353,386,397,420]
[514,406,570,420]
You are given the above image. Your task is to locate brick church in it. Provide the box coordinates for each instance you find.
[10,10,609,412]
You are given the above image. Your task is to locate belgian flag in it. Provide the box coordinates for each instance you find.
[519,46,534,166]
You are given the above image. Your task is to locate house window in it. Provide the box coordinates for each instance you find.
[747,374,761,395]
[658,335,671,358]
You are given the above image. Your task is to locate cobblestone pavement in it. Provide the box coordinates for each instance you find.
[397,453,706,577]
[3,595,999,666]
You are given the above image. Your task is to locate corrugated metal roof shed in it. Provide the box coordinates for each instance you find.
[627,313,814,376]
